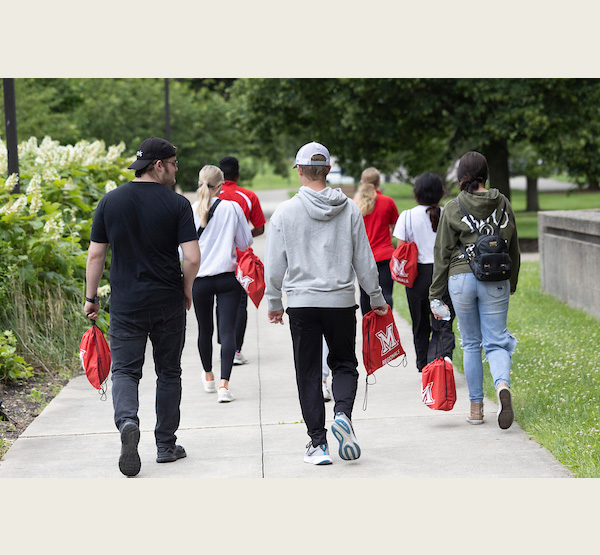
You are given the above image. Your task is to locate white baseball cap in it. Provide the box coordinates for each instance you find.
[293,141,331,168]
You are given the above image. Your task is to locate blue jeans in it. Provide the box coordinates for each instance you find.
[448,273,516,403]
[109,302,186,447]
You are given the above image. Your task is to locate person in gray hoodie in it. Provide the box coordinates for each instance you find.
[265,142,388,466]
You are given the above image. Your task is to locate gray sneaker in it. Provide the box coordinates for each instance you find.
[496,382,514,430]
[304,443,332,465]
[331,412,361,460]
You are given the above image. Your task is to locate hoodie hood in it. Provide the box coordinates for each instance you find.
[457,188,502,219]
[297,185,348,221]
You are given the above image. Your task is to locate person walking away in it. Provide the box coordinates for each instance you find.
[354,167,399,315]
[265,141,388,465]
[429,151,520,429]
[84,137,200,477]
[217,156,266,365]
[191,165,253,403]
[393,173,455,372]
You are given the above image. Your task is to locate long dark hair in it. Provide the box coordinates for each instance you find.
[414,172,444,232]
[457,151,488,193]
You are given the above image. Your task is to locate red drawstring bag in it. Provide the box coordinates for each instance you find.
[362,307,406,375]
[361,307,406,410]
[80,322,111,399]
[421,357,456,411]
[390,241,418,288]
[236,247,265,308]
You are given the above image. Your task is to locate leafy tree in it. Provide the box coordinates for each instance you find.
[1,78,253,191]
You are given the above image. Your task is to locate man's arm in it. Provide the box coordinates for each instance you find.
[84,241,109,320]
[180,240,201,310]
[264,217,287,321]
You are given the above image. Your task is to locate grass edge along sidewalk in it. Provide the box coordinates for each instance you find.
[393,260,600,478]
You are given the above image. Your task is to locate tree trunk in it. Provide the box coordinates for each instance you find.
[526,175,540,212]
[483,138,510,201]
[588,175,600,190]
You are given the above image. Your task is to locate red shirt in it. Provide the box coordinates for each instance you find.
[219,181,266,229]
[362,191,399,262]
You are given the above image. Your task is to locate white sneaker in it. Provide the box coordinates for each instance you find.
[322,381,332,402]
[233,351,248,365]
[203,373,216,393]
[331,412,361,460]
[304,443,332,465]
[218,387,234,403]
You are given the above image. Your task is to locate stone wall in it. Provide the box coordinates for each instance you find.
[538,209,600,317]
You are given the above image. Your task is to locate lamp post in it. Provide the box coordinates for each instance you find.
[3,78,20,193]
[164,78,171,143]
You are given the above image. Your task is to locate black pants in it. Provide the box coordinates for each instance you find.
[110,302,186,447]
[287,306,359,447]
[217,286,248,352]
[192,272,242,381]
[359,259,394,316]
[405,263,455,371]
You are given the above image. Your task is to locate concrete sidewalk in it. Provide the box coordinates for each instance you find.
[0,188,570,478]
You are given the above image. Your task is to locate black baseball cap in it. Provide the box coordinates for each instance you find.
[128,137,177,170]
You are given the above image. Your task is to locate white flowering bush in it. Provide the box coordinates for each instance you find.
[0,136,131,382]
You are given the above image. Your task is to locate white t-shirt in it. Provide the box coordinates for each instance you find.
[191,198,253,278]
[393,204,442,264]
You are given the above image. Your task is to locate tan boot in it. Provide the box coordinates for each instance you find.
[467,402,484,425]
[496,381,514,430]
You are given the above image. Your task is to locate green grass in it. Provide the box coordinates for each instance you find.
[393,261,600,477]
[250,164,297,190]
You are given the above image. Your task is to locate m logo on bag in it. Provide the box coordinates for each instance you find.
[390,257,409,278]
[421,382,434,405]
[375,323,399,356]
[236,267,254,294]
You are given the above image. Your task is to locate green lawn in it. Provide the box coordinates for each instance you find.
[392,261,600,477]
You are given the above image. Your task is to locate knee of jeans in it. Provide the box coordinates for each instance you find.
[159,366,183,380]
[484,329,517,356]
[111,366,142,381]
[461,337,483,352]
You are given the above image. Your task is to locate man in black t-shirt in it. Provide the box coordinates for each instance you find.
[84,137,200,477]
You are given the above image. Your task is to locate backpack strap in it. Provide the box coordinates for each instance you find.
[456,198,480,236]
[197,198,222,238]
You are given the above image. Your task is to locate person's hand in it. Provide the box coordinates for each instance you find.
[268,310,284,325]
[372,305,388,316]
[84,301,99,321]
[184,289,193,310]
[431,304,449,320]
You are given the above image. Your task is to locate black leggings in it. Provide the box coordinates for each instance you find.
[192,272,243,381]
[405,263,455,371]
[360,259,394,316]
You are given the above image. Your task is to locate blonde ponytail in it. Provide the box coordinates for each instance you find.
[355,167,380,216]
[196,165,224,227]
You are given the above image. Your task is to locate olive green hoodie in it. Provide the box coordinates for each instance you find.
[429,188,520,301]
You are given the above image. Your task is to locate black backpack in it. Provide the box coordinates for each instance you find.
[456,198,511,282]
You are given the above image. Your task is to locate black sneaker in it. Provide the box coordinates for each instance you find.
[156,444,187,463]
[119,421,141,477]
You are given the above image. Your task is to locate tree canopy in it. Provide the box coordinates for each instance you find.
[3,78,600,197]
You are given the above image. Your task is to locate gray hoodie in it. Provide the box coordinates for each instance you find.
[265,185,385,311]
